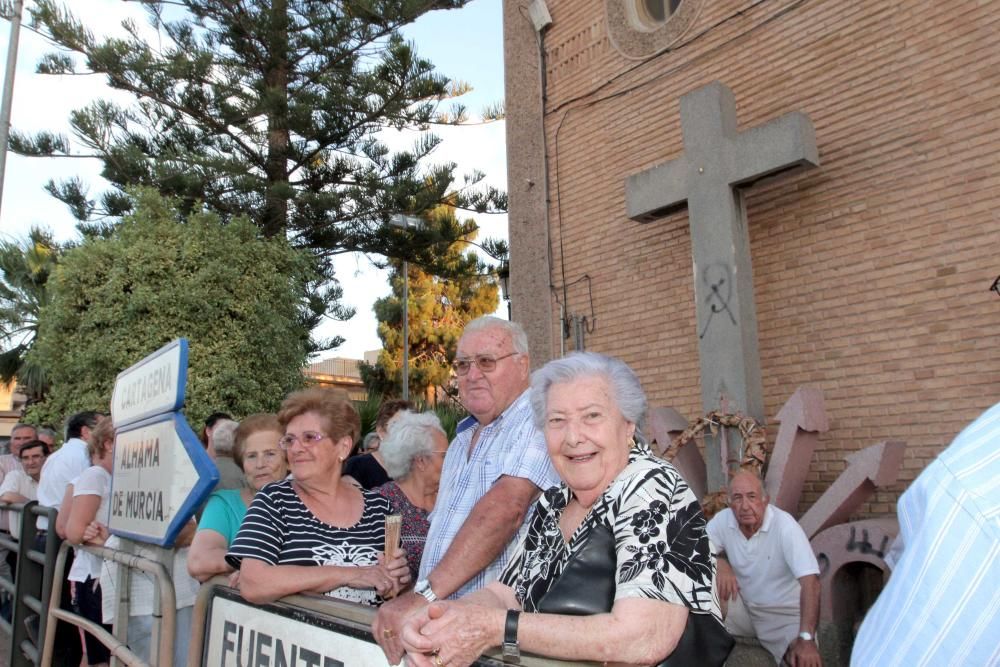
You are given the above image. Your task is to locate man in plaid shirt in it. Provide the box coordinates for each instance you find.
[375,316,559,663]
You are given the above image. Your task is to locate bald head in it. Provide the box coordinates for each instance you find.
[728,470,769,537]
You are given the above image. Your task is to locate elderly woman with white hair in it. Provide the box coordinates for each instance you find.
[375,411,449,581]
[401,352,730,667]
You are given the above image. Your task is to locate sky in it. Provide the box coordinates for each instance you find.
[0,0,509,361]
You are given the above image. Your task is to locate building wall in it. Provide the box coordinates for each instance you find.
[504,0,1000,515]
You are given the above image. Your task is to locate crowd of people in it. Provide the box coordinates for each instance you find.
[1,314,993,666]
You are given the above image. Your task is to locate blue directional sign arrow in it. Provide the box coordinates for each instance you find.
[109,411,219,547]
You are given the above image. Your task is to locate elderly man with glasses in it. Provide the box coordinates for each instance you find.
[374,316,559,664]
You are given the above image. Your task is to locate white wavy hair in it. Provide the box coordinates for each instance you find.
[529,352,647,430]
[380,411,448,480]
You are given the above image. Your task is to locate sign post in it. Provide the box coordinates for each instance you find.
[108,339,218,666]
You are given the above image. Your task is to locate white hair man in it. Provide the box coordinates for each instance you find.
[373,316,559,663]
[707,471,821,666]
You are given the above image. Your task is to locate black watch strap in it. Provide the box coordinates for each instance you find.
[502,610,521,662]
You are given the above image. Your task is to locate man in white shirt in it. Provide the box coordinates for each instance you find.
[0,423,37,481]
[0,424,37,609]
[707,471,822,666]
[36,412,102,535]
[35,410,102,667]
[0,439,49,533]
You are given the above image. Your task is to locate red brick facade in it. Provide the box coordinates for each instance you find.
[504,0,1000,515]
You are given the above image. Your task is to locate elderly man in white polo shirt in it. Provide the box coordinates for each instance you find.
[707,471,822,667]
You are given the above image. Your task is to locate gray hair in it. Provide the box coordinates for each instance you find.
[212,419,239,457]
[11,423,36,437]
[380,411,448,480]
[461,316,529,355]
[37,427,58,441]
[529,352,647,430]
[362,432,381,452]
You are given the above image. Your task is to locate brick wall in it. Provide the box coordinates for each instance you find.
[514,0,1000,515]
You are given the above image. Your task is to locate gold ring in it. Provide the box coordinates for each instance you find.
[433,655,444,667]
[382,629,394,639]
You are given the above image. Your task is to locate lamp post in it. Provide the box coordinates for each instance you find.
[389,215,423,401]
[497,258,511,319]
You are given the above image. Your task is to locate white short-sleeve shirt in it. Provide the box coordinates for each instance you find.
[0,470,38,536]
[706,504,819,610]
[67,466,112,582]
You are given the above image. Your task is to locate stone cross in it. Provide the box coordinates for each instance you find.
[625,81,819,492]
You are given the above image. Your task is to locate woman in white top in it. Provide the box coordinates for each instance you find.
[55,419,115,667]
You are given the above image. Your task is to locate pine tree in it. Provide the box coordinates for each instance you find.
[14,1,506,266]
[360,204,501,400]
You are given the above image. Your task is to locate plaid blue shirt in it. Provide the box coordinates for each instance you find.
[852,401,1000,667]
[418,390,559,598]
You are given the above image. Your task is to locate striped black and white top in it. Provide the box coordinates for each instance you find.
[226,479,391,606]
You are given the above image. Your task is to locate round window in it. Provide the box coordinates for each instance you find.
[607,0,701,58]
[639,0,683,25]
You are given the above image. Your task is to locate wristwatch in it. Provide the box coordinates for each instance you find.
[414,579,437,602]
[798,631,814,642]
[502,610,521,663]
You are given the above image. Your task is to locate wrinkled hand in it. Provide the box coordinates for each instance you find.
[402,601,501,667]
[82,521,109,545]
[716,557,740,601]
[349,549,411,598]
[785,638,822,667]
[373,592,427,665]
[382,548,412,599]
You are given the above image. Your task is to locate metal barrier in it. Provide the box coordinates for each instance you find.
[1,501,180,667]
[40,540,177,667]
[0,500,61,667]
[189,577,581,667]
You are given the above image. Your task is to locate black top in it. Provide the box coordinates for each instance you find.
[342,453,391,490]
[226,479,391,605]
[499,442,721,620]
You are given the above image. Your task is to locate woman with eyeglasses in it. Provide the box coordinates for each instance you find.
[187,414,289,582]
[226,388,411,605]
[375,411,450,581]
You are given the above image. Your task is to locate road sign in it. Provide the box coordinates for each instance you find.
[111,339,188,429]
[109,411,218,546]
[203,591,392,667]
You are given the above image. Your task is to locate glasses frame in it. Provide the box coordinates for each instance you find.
[278,431,331,451]
[452,351,519,376]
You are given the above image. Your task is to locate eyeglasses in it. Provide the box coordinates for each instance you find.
[452,352,518,376]
[278,431,330,450]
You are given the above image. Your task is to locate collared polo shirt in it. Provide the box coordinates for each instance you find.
[418,389,559,599]
[707,504,819,610]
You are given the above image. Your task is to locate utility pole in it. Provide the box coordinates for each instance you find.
[389,215,424,401]
[0,0,25,220]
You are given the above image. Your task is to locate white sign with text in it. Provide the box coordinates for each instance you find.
[204,595,391,667]
[111,339,188,428]
[109,413,216,545]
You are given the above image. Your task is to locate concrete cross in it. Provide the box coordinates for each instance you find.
[625,81,819,492]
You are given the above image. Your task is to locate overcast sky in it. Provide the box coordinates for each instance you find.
[0,0,508,360]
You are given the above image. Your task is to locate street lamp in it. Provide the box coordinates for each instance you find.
[389,215,423,401]
[497,258,511,319]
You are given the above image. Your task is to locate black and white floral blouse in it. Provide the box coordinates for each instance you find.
[499,441,721,620]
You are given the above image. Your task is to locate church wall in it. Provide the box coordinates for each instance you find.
[505,0,1000,516]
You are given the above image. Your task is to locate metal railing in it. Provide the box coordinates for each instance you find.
[40,540,177,667]
[188,577,581,667]
[0,500,61,667]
